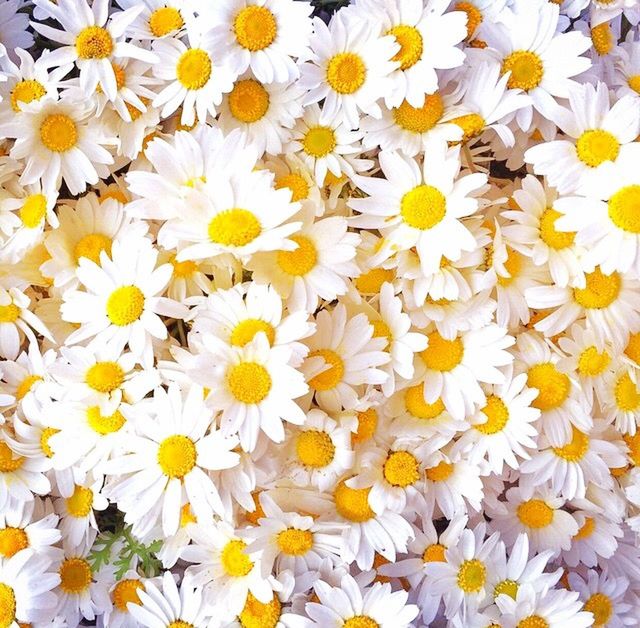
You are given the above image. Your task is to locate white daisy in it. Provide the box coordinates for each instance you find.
[115,0,191,40]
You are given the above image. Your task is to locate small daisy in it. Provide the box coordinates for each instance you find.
[600,364,640,435]
[562,510,623,568]
[115,0,190,40]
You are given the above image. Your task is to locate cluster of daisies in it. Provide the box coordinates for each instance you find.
[3,0,640,626]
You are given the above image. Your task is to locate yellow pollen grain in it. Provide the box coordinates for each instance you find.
[66,485,94,518]
[303,126,337,158]
[457,559,486,593]
[475,395,509,434]
[275,173,309,202]
[176,48,211,90]
[239,592,282,628]
[85,361,125,393]
[591,22,613,56]
[608,184,640,233]
[577,345,610,376]
[450,113,486,142]
[552,427,589,462]
[355,268,395,295]
[584,592,613,626]
[494,579,519,600]
[539,208,575,249]
[149,7,184,37]
[426,461,454,482]
[0,442,24,473]
[296,430,335,468]
[277,528,314,556]
[86,406,126,435]
[11,79,46,112]
[0,583,16,628]
[423,543,446,562]
[573,267,620,309]
[615,372,640,411]
[40,427,58,458]
[74,233,112,265]
[326,52,366,95]
[400,184,447,230]
[106,285,145,326]
[40,113,78,152]
[576,129,619,167]
[231,319,275,347]
[0,527,28,558]
[59,558,92,594]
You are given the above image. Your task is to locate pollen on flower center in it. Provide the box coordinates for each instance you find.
[296,430,335,467]
[475,395,509,434]
[40,113,78,152]
[457,559,486,593]
[19,194,47,229]
[455,2,483,38]
[106,285,145,326]
[277,528,314,555]
[0,442,24,473]
[517,616,549,628]
[229,79,270,123]
[275,173,310,202]
[11,79,46,112]
[59,558,92,594]
[234,6,277,51]
[426,461,454,482]
[573,516,595,540]
[423,543,446,562]
[552,427,589,462]
[608,184,640,233]
[66,485,94,518]
[383,451,419,487]
[388,24,424,70]
[0,527,28,558]
[353,408,378,444]
[303,126,337,158]
[584,592,613,626]
[74,233,113,265]
[573,267,621,309]
[625,332,640,364]
[157,435,197,478]
[85,361,125,393]
[16,374,42,401]
[355,268,395,295]
[494,579,519,600]
[277,235,318,276]
[614,372,640,411]
[576,129,620,167]
[0,583,16,628]
[539,208,575,249]
[227,362,272,404]
[239,592,282,628]
[591,22,613,56]
[517,499,553,528]
[167,622,194,628]
[577,345,610,376]
[171,256,197,278]
[334,479,375,522]
[400,184,447,230]
[208,208,262,247]
[392,94,444,133]
[527,362,570,411]
[450,113,486,142]
[112,578,144,612]
[76,25,113,59]
[221,539,253,577]
[421,331,464,372]
[628,74,640,94]
[326,52,367,95]
[148,7,184,37]
[87,406,126,435]
[405,383,446,419]
[0,304,19,324]
[343,617,379,628]
[308,349,344,391]
[176,48,212,90]
[501,50,544,91]
[231,319,275,347]
[497,248,522,286]
[40,427,59,458]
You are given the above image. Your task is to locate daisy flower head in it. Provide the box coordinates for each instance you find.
[562,510,623,568]
[600,363,640,435]
[115,0,191,40]
[299,11,400,129]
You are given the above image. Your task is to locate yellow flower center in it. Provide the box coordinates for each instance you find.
[422,543,447,562]
[625,432,640,466]
[74,233,113,265]
[457,559,486,593]
[275,173,309,202]
[221,539,253,577]
[171,257,197,278]
[40,427,58,458]
[15,374,42,401]
[517,499,553,528]
[208,209,261,247]
[343,618,379,628]
[239,593,282,628]
[388,24,423,70]
[628,74,640,94]
[59,558,92,594]
[277,528,313,556]
[426,461,454,482]
[19,194,47,229]
[615,372,640,411]
[591,22,613,56]
[334,479,374,522]
[0,443,23,473]
[40,113,78,152]
[573,516,595,540]
[227,362,272,404]
[176,49,211,90]
[370,319,391,349]
[10,79,46,112]
[517,616,549,628]
[552,427,589,462]
[148,7,183,37]
[494,579,519,600]
[234,6,277,51]
[625,332,640,364]
[455,2,483,38]
[353,408,378,444]
[302,126,336,158]
[383,451,419,487]
[112,579,144,613]
[400,184,447,230]
[574,267,620,309]
[231,319,275,348]
[584,592,613,626]
[76,26,113,59]
[87,406,126,435]
[308,349,344,391]
[501,50,544,91]
[66,485,94,518]
[85,361,124,393]
[326,52,366,94]
[421,331,464,372]
[106,286,145,326]
[167,622,194,628]
[539,208,575,249]
[277,235,317,276]
[392,94,443,133]
[475,395,509,434]
[497,248,523,286]
[0,528,28,559]
[576,129,620,167]
[405,383,445,419]
[125,98,148,121]
[355,268,395,295]
[608,184,640,233]
[0,304,19,324]
[296,430,335,468]
[527,363,570,411]
[577,345,610,376]
[157,435,197,478]
[450,113,486,142]
[229,79,270,123]
[0,583,16,628]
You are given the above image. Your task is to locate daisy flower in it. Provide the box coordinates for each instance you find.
[600,364,640,435]
[115,0,190,40]
[60,236,187,366]
[299,12,399,129]
[612,39,640,99]
[101,570,154,628]
[103,383,240,537]
[562,510,623,568]
[350,147,487,276]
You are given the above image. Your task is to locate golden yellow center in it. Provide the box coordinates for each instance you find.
[106,285,145,326]
[276,528,314,556]
[296,430,335,468]
[275,173,310,202]
[426,461,454,482]
[517,616,549,628]
[171,257,197,278]
[229,79,270,123]
[76,26,113,59]
[87,406,126,435]
[502,50,544,91]
[577,345,610,376]
[40,427,58,458]
[457,559,486,593]
[539,208,575,249]
[15,374,42,401]
[584,592,613,626]
[231,319,275,348]
[85,361,124,393]
[113,579,144,612]
[576,129,620,167]
[334,479,374,522]
[400,184,447,230]
[0,304,19,324]
[167,622,194,628]
[494,579,518,600]
[517,499,553,528]
[422,543,446,562]
[388,24,423,70]
[157,435,197,479]
[355,268,395,294]
[233,6,277,51]
[573,517,595,540]
[392,94,443,133]
[0,443,23,473]
[239,593,282,628]
[0,583,16,628]
[326,52,366,94]
[405,383,445,419]
[74,233,112,265]
[628,74,640,94]
[66,485,93,518]
[302,126,336,158]
[176,48,211,90]
[573,267,620,309]
[527,363,570,411]
[450,113,486,142]
[0,528,28,559]
[221,539,253,577]
[19,194,47,229]
[591,22,613,56]
[343,618,379,628]
[180,504,197,528]
[421,331,464,372]
[59,558,92,594]
[353,408,378,444]
[40,113,78,152]
[149,7,183,37]
[497,248,523,286]
[475,395,509,434]
[455,2,483,38]
[608,184,640,233]
[227,362,272,404]
[625,332,640,364]
[383,451,419,487]
[10,79,46,112]
[552,427,589,462]
[208,209,261,247]
[615,372,640,411]
[308,349,344,391]
[277,235,317,276]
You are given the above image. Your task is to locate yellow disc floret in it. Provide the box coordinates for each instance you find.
[233,6,277,51]
[573,267,620,309]
[277,528,314,556]
[303,126,337,158]
[11,79,46,112]
[308,349,344,391]
[239,592,282,628]
[421,332,464,372]
[501,50,544,91]
[608,184,640,233]
[527,363,570,411]
[392,94,444,133]
[0,528,28,559]
[176,49,212,90]
[383,451,419,487]
[221,539,253,577]
[517,499,553,528]
[112,578,144,613]
[74,233,112,265]
[76,26,113,59]
[227,362,272,404]
[157,435,197,479]
[388,24,423,70]
[40,114,78,152]
[277,235,317,276]
[457,559,486,593]
[208,209,261,247]
[400,185,447,230]
[85,361,125,393]
[149,7,184,37]
[539,208,575,250]
[475,395,509,435]
[576,129,619,167]
[334,479,374,522]
[106,285,145,326]
[296,430,335,468]
[59,558,92,594]
[229,79,270,123]
[326,52,366,94]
